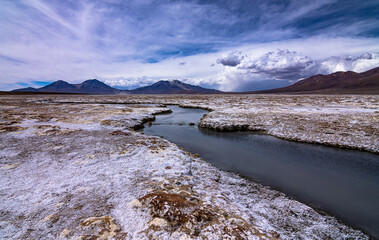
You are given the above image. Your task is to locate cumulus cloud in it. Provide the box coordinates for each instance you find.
[218,49,379,91]
[238,49,313,80]
[216,51,244,67]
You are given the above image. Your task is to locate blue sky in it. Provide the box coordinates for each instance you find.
[0,0,379,91]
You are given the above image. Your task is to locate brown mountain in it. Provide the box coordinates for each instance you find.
[253,67,379,94]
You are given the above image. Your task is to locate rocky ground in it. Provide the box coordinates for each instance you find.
[0,94,376,239]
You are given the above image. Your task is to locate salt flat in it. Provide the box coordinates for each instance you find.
[47,94,379,152]
[0,94,376,239]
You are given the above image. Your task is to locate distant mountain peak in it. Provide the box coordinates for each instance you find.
[38,80,77,93]
[76,79,119,94]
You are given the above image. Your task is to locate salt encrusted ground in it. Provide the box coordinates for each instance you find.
[46,94,379,152]
[0,95,374,239]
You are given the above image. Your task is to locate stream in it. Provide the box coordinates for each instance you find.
[143,105,379,238]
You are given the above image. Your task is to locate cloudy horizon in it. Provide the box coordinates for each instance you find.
[1,0,379,91]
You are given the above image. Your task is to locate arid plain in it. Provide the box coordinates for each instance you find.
[0,94,377,239]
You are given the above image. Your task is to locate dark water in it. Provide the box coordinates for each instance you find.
[143,105,379,238]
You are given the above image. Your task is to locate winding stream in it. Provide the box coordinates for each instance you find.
[143,105,379,238]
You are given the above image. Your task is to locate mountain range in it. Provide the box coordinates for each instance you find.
[11,67,379,94]
[13,79,221,94]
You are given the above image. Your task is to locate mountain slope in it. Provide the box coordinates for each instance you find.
[254,67,379,94]
[130,80,221,94]
[12,87,38,92]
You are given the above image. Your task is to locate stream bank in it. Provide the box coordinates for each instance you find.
[143,105,379,238]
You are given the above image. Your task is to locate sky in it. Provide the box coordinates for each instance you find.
[1,0,379,91]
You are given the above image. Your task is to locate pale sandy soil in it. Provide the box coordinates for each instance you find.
[0,95,374,239]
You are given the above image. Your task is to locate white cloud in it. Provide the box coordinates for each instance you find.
[238,49,313,80]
